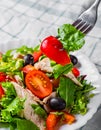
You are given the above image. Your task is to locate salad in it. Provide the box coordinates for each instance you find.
[0,24,96,130]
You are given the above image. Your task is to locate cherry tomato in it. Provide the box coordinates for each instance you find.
[0,85,4,98]
[22,65,35,74]
[40,36,71,66]
[46,113,58,130]
[63,112,75,124]
[0,72,6,82]
[25,70,53,98]
[72,67,80,77]
[46,112,75,130]
[33,50,42,62]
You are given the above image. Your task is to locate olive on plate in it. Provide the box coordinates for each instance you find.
[70,54,78,65]
[48,97,66,111]
[24,54,34,66]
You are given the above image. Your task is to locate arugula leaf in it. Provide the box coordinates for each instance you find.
[57,76,95,115]
[71,77,96,115]
[58,24,85,52]
[53,63,73,78]
[31,104,47,119]
[57,77,76,108]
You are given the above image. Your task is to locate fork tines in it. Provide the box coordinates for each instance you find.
[72,19,93,34]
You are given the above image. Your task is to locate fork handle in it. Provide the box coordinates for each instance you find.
[91,0,101,8]
[79,0,101,26]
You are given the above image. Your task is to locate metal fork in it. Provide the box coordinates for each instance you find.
[72,0,101,34]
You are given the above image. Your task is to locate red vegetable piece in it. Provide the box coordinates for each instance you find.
[46,113,58,130]
[33,50,42,62]
[63,112,76,124]
[22,65,35,74]
[40,36,71,66]
[0,85,4,98]
[0,72,6,82]
[72,67,80,77]
[25,70,53,99]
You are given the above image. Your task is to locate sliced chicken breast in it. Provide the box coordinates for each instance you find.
[11,81,45,130]
[34,58,53,73]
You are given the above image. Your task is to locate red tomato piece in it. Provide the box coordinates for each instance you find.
[72,67,80,77]
[46,113,58,130]
[25,70,53,98]
[40,36,71,66]
[0,72,6,82]
[63,112,76,124]
[33,50,42,62]
[22,65,35,74]
[0,85,4,98]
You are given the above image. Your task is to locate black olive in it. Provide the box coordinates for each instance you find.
[24,54,34,66]
[70,54,78,65]
[48,97,66,110]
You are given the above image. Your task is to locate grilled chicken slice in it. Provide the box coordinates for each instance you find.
[11,81,45,130]
[34,58,82,86]
[64,72,82,87]
[34,58,53,73]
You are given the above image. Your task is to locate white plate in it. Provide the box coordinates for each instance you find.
[0,39,101,130]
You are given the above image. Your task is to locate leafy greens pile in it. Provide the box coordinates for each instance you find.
[57,76,95,115]
[0,24,95,130]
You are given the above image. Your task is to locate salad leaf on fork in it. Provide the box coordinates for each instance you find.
[58,24,85,52]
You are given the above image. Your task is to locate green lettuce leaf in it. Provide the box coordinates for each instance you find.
[58,24,85,52]
[1,82,16,97]
[0,119,40,130]
[0,82,17,108]
[16,118,39,130]
[53,63,73,78]
[0,59,24,75]
[16,45,34,55]
[31,104,47,119]
[1,97,25,123]
[9,118,40,130]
